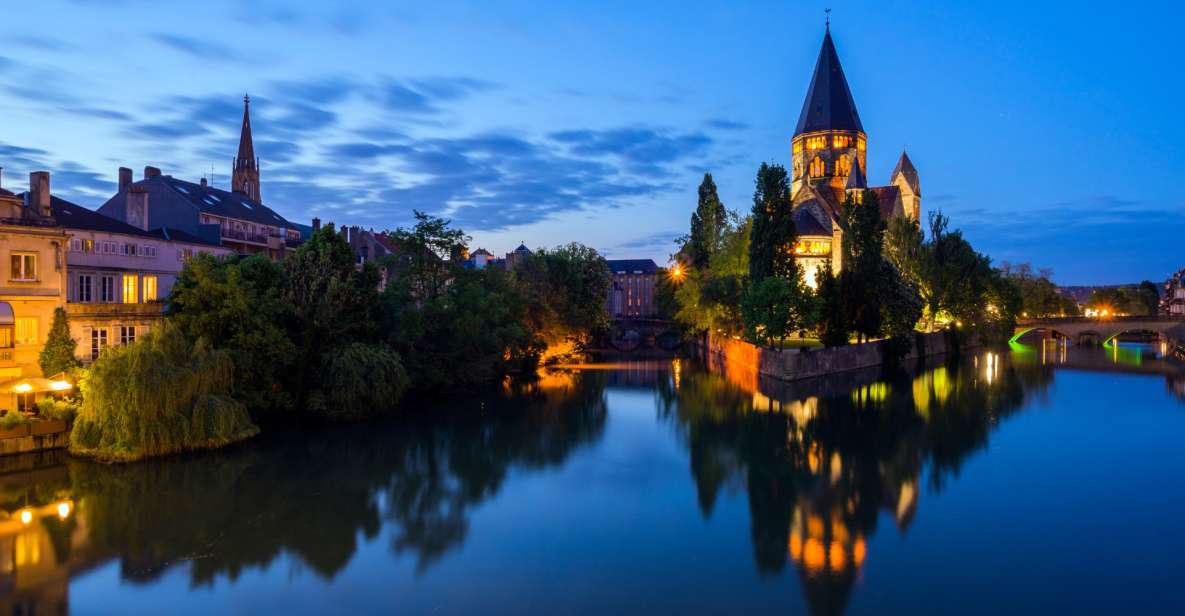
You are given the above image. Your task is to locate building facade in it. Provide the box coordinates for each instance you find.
[97,98,305,261]
[0,174,69,411]
[788,26,922,287]
[44,191,233,361]
[1162,269,1185,316]
[606,259,658,319]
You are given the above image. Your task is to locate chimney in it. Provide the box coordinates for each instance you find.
[200,177,208,188]
[312,217,321,232]
[118,167,133,192]
[126,187,150,231]
[29,171,51,216]
[144,166,161,179]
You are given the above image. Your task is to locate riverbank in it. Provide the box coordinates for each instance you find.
[695,330,974,383]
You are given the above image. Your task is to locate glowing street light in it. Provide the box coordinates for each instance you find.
[669,263,685,282]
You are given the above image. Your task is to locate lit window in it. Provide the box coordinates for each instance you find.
[809,157,825,178]
[15,318,37,345]
[9,253,36,281]
[0,325,10,348]
[142,276,157,302]
[84,239,94,253]
[833,135,853,148]
[120,326,136,346]
[123,275,139,304]
[836,156,852,176]
[792,141,803,155]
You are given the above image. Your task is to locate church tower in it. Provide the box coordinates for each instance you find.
[790,26,866,204]
[232,94,261,203]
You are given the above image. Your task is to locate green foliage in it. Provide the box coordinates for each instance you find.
[37,397,80,423]
[741,275,812,347]
[1085,283,1160,316]
[748,163,796,284]
[837,191,888,342]
[69,327,259,462]
[309,343,410,420]
[515,243,611,350]
[999,262,1078,317]
[39,307,80,377]
[385,210,470,302]
[167,253,296,412]
[687,173,728,270]
[675,214,751,336]
[387,266,541,390]
[815,263,849,346]
[0,411,32,429]
[285,225,383,408]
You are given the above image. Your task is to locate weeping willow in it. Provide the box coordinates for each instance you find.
[70,327,260,462]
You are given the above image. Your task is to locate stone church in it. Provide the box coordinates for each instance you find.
[788,26,921,287]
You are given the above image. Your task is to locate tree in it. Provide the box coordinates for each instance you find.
[748,163,796,284]
[675,213,751,336]
[310,343,410,420]
[816,263,849,346]
[687,173,728,271]
[40,307,80,376]
[515,243,611,352]
[999,262,1078,317]
[167,253,296,413]
[285,224,383,409]
[742,275,811,347]
[386,211,470,302]
[837,190,886,342]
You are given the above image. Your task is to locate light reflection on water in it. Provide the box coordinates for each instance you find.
[2,347,1184,614]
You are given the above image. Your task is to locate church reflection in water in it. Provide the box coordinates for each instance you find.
[0,349,1180,614]
[656,351,1057,615]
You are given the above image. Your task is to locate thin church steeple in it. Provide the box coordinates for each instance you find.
[232,94,261,202]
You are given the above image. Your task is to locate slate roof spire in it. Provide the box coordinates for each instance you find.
[794,28,864,136]
[237,94,255,162]
[891,149,921,196]
[232,93,262,203]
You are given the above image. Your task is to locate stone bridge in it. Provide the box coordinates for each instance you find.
[1012,316,1185,346]
[606,318,680,352]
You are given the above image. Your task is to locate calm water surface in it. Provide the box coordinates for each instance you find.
[3,343,1184,614]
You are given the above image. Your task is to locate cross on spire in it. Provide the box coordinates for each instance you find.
[825,8,831,30]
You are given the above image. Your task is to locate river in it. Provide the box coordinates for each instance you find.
[2,343,1184,614]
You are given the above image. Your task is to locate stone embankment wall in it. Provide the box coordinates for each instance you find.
[0,420,70,456]
[698,332,963,383]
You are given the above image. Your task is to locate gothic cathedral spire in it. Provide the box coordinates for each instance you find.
[232,94,261,203]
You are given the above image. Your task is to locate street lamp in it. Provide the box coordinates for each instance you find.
[669,263,685,282]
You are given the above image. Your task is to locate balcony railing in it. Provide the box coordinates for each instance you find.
[221,228,269,244]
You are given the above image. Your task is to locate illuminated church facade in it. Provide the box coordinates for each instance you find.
[788,26,921,287]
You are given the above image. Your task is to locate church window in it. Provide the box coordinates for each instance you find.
[806,135,826,150]
[833,135,853,148]
[809,157,825,178]
[793,141,803,155]
[857,137,866,152]
[836,156,852,176]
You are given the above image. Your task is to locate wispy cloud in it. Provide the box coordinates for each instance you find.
[150,33,243,62]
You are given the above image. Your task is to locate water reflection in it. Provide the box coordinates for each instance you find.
[656,352,1055,615]
[0,351,1181,614]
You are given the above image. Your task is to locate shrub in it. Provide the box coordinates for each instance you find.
[69,327,260,463]
[0,411,32,430]
[37,397,80,423]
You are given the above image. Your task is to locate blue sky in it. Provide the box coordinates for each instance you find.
[1,0,1182,284]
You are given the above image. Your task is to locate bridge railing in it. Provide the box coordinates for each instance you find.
[1019,316,1185,325]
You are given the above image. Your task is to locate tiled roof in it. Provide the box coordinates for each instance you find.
[45,194,224,247]
[795,29,864,136]
[792,205,832,237]
[891,151,921,196]
[606,259,658,274]
[102,175,301,229]
[870,186,901,219]
[46,195,154,236]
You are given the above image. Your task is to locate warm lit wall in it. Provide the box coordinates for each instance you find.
[0,224,69,381]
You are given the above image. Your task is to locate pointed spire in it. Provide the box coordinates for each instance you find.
[891,150,920,195]
[237,93,255,162]
[794,28,863,136]
[844,156,866,190]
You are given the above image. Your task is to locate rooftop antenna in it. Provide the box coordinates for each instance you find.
[825,8,831,30]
